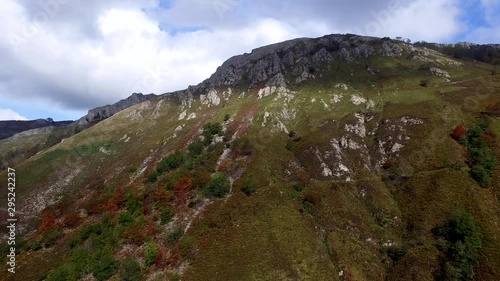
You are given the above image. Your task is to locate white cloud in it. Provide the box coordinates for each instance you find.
[349,0,462,42]
[464,0,500,43]
[0,109,28,121]
[0,0,474,120]
[0,4,299,110]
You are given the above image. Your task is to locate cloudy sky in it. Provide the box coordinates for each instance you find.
[0,0,498,121]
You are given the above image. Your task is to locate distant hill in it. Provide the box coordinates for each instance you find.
[0,119,73,140]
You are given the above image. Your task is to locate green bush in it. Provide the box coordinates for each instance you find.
[148,170,158,182]
[30,239,42,251]
[166,227,184,245]
[160,207,175,225]
[471,165,492,188]
[118,211,133,225]
[46,266,70,281]
[202,122,223,145]
[120,257,142,281]
[144,240,159,267]
[70,246,92,277]
[157,152,185,174]
[41,228,63,247]
[433,212,482,281]
[188,139,205,157]
[461,124,497,188]
[204,173,231,198]
[241,176,257,196]
[91,248,118,281]
[125,192,142,215]
[419,79,428,87]
[203,122,223,136]
[224,114,231,122]
[383,245,407,262]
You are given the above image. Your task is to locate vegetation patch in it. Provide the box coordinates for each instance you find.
[433,212,482,281]
[454,123,498,187]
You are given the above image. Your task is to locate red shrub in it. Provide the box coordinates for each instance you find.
[62,212,82,228]
[37,209,58,234]
[122,224,147,245]
[154,188,174,205]
[167,245,181,267]
[174,176,193,195]
[155,247,169,269]
[382,159,396,170]
[451,125,467,140]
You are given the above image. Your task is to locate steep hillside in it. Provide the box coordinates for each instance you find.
[1,34,500,281]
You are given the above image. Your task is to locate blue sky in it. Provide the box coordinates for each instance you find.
[0,0,498,121]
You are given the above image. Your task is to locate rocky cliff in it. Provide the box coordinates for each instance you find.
[77,93,158,125]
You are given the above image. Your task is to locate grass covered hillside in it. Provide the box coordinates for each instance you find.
[1,34,500,281]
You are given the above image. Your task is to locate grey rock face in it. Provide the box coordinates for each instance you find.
[380,41,403,57]
[77,93,158,125]
[339,48,351,61]
[200,34,407,90]
[266,73,288,87]
[353,45,375,58]
[312,48,334,63]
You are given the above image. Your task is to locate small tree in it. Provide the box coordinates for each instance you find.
[144,240,159,268]
[119,257,142,281]
[204,173,231,198]
[241,176,257,196]
[157,152,185,174]
[433,212,482,281]
[92,248,118,281]
[148,170,158,182]
[419,80,428,87]
[165,227,184,245]
[188,139,204,157]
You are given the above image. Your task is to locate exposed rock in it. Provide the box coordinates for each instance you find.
[78,93,157,125]
[178,110,187,120]
[380,41,403,57]
[295,70,315,84]
[353,45,374,58]
[200,89,221,106]
[335,83,349,90]
[430,67,451,78]
[11,126,56,139]
[350,95,367,105]
[339,48,351,61]
[312,48,334,63]
[266,73,287,87]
